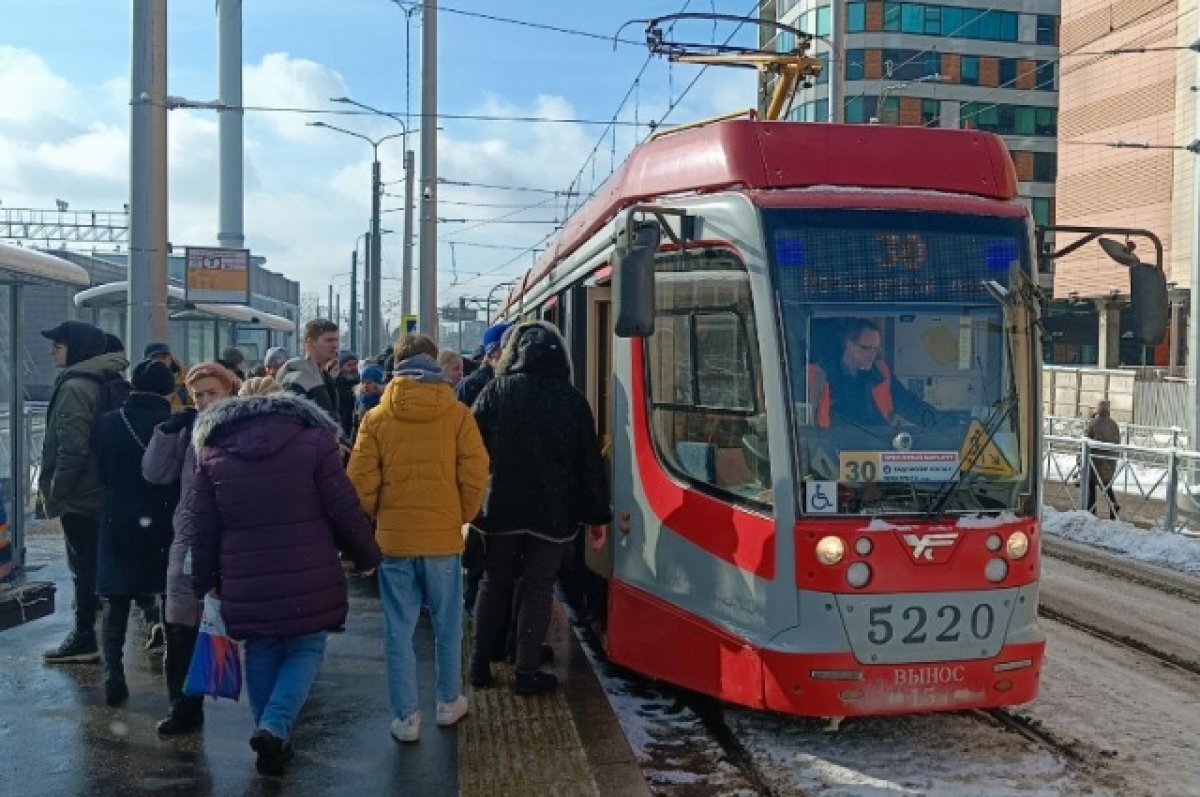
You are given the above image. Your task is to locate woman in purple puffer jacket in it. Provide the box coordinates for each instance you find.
[189,391,381,777]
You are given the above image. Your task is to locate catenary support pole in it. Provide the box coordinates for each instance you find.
[419,0,438,339]
[9,284,25,571]
[216,0,244,250]
[128,0,170,360]
[402,149,416,318]
[368,158,383,355]
[349,250,359,352]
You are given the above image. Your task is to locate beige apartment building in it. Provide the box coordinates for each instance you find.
[1054,0,1196,366]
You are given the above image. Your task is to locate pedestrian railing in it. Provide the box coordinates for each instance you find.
[1041,432,1200,536]
[0,406,47,516]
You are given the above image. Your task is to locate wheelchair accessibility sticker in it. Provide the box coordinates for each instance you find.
[805,481,838,514]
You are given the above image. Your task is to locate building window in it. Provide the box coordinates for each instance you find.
[923,50,940,77]
[845,96,866,123]
[884,2,901,31]
[1032,152,1057,182]
[816,5,832,36]
[816,51,830,84]
[960,103,1057,136]
[1035,60,1056,90]
[961,55,979,85]
[941,6,963,35]
[1030,197,1052,226]
[924,5,941,34]
[921,98,940,126]
[1000,12,1018,41]
[847,2,866,32]
[778,30,796,53]
[901,3,924,32]
[1036,15,1057,45]
[816,99,829,120]
[845,49,865,80]
[999,58,1017,86]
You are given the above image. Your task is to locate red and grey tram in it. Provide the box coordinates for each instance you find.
[498,119,1047,716]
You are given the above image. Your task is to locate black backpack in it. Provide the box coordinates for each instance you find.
[68,370,133,423]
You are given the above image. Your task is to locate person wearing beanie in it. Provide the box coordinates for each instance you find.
[92,360,179,705]
[38,320,129,664]
[347,334,489,742]
[142,359,240,734]
[334,350,360,439]
[263,347,289,378]
[104,333,125,355]
[351,364,386,443]
[218,346,247,380]
[455,321,512,409]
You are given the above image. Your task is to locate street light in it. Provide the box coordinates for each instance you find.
[308,121,406,355]
[330,97,422,326]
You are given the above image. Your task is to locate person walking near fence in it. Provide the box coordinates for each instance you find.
[468,321,609,695]
[94,361,178,706]
[141,360,240,734]
[190,390,381,776]
[38,321,129,664]
[1085,399,1122,520]
[348,334,490,742]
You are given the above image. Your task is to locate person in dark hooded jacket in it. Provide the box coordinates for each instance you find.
[468,320,609,695]
[94,360,179,706]
[38,320,129,664]
[189,391,381,775]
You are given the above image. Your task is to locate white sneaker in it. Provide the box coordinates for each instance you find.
[390,712,420,743]
[436,695,469,727]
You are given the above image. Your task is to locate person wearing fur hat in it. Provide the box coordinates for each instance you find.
[141,360,241,733]
[38,320,130,664]
[347,334,489,742]
[190,390,381,775]
[93,360,179,705]
[469,321,610,696]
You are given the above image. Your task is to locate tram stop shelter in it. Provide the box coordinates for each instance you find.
[74,281,295,366]
[1,243,90,627]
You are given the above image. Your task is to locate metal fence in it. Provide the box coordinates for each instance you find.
[1041,428,1200,536]
[0,406,47,515]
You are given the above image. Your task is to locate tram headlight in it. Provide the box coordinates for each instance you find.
[815,536,846,566]
[846,562,872,588]
[985,557,1008,583]
[1006,531,1030,560]
[986,533,1003,552]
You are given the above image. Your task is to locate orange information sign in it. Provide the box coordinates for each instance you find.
[185,246,250,304]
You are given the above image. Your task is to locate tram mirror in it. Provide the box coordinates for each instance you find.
[1128,262,1168,345]
[614,221,662,337]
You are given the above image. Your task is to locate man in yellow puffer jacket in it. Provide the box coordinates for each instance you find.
[346,333,490,744]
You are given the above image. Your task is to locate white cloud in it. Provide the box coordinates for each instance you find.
[244,52,350,143]
[0,45,75,124]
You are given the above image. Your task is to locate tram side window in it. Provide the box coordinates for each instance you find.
[645,250,772,508]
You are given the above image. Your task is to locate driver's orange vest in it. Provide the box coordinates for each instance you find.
[809,361,894,428]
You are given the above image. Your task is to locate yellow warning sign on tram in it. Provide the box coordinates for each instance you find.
[959,420,1015,476]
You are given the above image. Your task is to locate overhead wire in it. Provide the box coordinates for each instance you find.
[392,2,644,47]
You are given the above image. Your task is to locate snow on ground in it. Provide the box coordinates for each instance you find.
[1041,506,1200,575]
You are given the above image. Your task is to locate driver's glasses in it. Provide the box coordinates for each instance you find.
[852,341,881,355]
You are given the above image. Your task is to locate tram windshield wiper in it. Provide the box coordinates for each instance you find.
[924,393,1017,517]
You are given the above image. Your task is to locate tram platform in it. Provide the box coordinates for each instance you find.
[0,526,648,796]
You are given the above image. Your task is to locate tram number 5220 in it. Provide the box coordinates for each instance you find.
[866,602,996,645]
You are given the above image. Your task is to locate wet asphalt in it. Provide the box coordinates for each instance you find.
[0,531,457,797]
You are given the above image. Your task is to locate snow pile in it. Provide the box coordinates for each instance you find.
[1041,506,1200,575]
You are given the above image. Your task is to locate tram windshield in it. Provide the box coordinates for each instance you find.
[763,207,1036,516]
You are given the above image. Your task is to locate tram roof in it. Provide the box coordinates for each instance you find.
[505,120,1019,313]
[0,242,91,287]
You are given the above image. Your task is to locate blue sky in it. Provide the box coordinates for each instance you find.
[0,1,758,315]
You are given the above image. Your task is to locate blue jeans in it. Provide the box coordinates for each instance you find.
[243,632,327,741]
[379,555,462,719]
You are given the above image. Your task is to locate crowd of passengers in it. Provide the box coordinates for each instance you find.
[35,316,609,776]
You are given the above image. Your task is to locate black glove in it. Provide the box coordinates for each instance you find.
[159,408,198,434]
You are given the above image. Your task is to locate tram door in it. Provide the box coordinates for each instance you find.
[584,286,612,577]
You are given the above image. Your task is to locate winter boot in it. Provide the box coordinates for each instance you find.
[157,696,205,735]
[513,669,559,696]
[250,729,292,776]
[468,654,494,688]
[101,598,130,706]
[43,630,100,663]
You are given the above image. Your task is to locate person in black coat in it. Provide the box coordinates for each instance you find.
[468,321,609,696]
[95,360,179,706]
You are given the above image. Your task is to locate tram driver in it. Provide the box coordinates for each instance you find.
[807,318,943,430]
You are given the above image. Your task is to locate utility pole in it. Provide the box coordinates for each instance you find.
[128,0,169,359]
[402,149,416,318]
[328,284,334,329]
[457,296,466,352]
[349,249,358,352]
[369,158,382,354]
[419,0,438,339]
[216,0,244,250]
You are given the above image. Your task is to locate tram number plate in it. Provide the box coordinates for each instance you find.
[840,452,880,482]
[838,591,1014,663]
